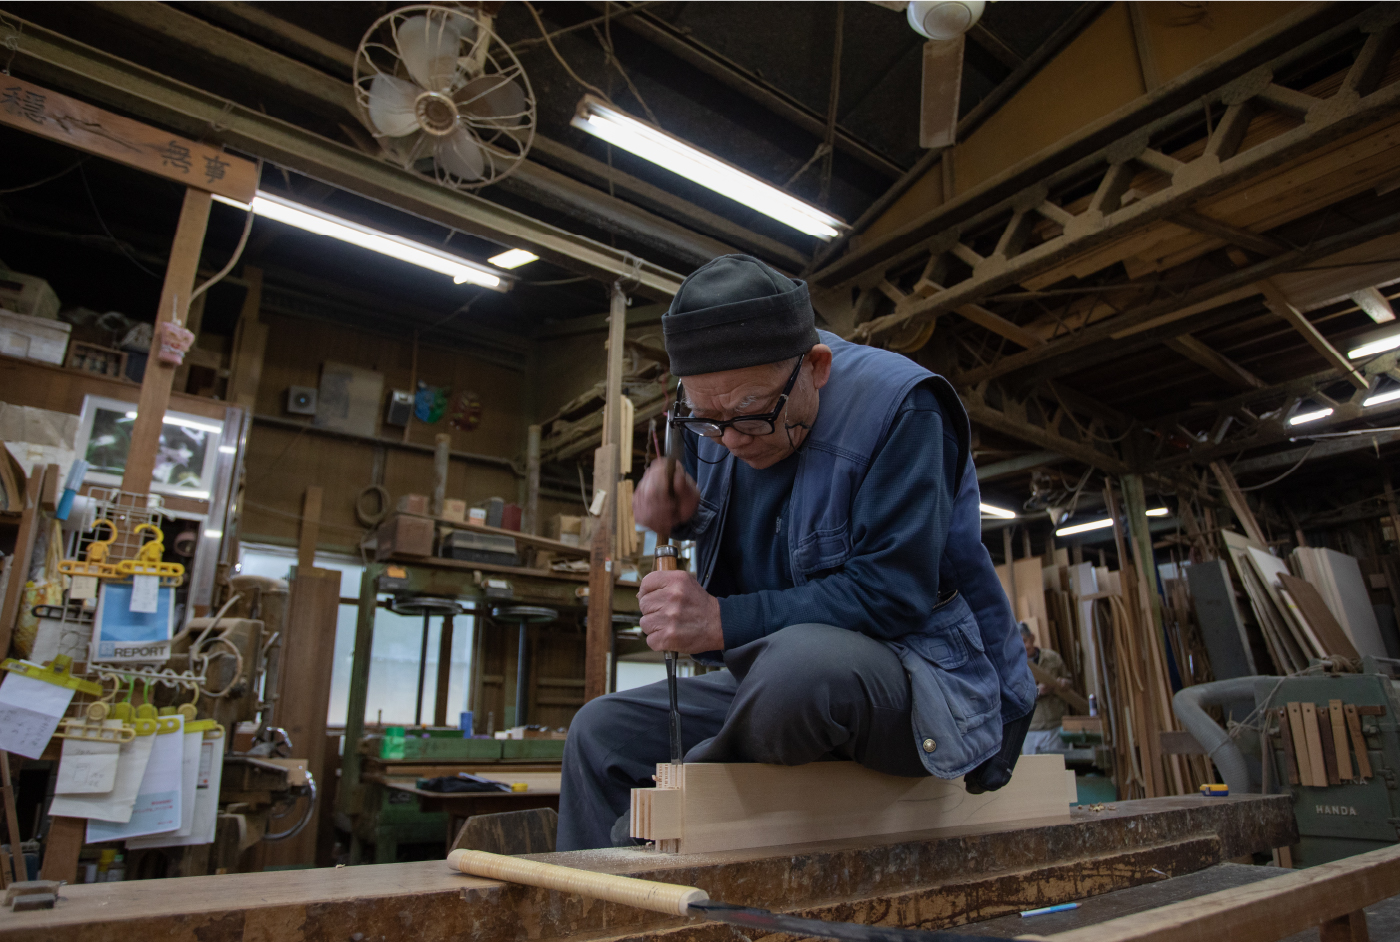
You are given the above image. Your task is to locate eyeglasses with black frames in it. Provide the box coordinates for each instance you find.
[669,355,804,439]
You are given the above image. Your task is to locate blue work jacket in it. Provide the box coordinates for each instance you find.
[683,331,1036,777]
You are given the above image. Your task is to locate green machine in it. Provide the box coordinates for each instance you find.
[1257,658,1399,867]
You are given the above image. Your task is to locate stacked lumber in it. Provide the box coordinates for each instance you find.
[1220,532,1373,671]
[1292,547,1388,659]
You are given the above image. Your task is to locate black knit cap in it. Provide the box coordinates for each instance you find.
[662,255,820,377]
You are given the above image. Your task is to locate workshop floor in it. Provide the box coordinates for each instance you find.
[956,862,1400,940]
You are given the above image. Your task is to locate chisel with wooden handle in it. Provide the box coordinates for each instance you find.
[656,413,683,766]
[447,849,988,941]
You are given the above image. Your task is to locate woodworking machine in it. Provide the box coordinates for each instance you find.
[1258,657,1400,867]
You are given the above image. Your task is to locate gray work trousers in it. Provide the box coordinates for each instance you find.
[557,623,928,851]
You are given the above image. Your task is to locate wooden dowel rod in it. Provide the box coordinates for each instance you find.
[447,849,708,916]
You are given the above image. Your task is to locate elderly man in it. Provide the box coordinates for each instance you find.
[557,255,1036,851]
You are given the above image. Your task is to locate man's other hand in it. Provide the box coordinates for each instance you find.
[633,457,700,534]
[637,568,722,654]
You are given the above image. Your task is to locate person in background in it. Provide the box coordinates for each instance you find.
[1020,622,1073,755]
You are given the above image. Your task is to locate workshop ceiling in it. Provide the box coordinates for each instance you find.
[0,1,1094,341]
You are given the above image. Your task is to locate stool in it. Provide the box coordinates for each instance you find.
[493,605,558,727]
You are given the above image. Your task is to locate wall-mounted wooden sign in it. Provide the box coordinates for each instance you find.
[1,76,257,203]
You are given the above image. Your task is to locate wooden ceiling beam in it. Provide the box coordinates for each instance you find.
[1163,334,1266,389]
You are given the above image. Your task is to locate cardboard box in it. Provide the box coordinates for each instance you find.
[0,309,69,365]
[375,513,435,560]
[442,498,466,522]
[397,493,430,516]
[0,270,60,320]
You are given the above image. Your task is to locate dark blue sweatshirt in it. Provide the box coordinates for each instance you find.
[684,381,960,649]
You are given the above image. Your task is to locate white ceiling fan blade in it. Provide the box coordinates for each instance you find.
[455,75,528,129]
[435,126,486,181]
[397,14,464,91]
[919,36,964,149]
[366,74,422,137]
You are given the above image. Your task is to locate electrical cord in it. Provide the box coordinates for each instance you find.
[191,158,263,301]
[0,157,87,194]
[78,164,163,279]
[523,1,613,102]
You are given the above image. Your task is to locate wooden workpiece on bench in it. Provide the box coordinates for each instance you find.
[632,755,1073,855]
[2,796,1297,942]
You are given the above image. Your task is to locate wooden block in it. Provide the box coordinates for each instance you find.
[630,754,1071,856]
[38,816,83,883]
[38,462,58,512]
[1345,705,1373,780]
[1302,703,1329,788]
[1061,716,1103,734]
[1287,703,1313,787]
[1330,700,1354,782]
[1278,708,1300,786]
[375,513,435,560]
[1318,709,1341,786]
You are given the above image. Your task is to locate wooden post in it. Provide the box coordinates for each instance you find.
[432,433,451,517]
[39,815,84,883]
[226,266,266,411]
[297,486,322,572]
[435,614,455,727]
[524,424,541,535]
[584,284,627,702]
[0,467,47,654]
[584,485,613,703]
[1,753,24,884]
[337,568,379,841]
[121,188,212,495]
[264,565,340,867]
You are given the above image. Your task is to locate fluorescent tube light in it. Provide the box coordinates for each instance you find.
[1056,508,1168,536]
[1364,387,1400,408]
[218,445,238,455]
[979,503,1017,519]
[1348,333,1400,359]
[213,191,504,289]
[203,529,223,539]
[1288,407,1333,426]
[571,96,845,239]
[488,248,538,269]
[123,411,223,435]
[1055,518,1113,537]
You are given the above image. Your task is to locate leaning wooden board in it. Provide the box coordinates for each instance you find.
[632,754,1071,855]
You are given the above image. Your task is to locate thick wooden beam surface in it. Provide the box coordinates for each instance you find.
[1035,842,1400,942]
[1,796,1296,942]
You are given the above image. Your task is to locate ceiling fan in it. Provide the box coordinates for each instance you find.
[353,4,536,189]
[874,1,986,148]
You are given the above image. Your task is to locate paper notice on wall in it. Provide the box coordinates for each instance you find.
[129,575,159,613]
[92,582,174,663]
[0,670,75,759]
[128,734,224,848]
[50,728,154,823]
[69,575,98,600]
[54,729,121,794]
[87,716,185,841]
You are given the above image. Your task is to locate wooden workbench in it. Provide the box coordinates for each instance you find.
[3,795,1297,941]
